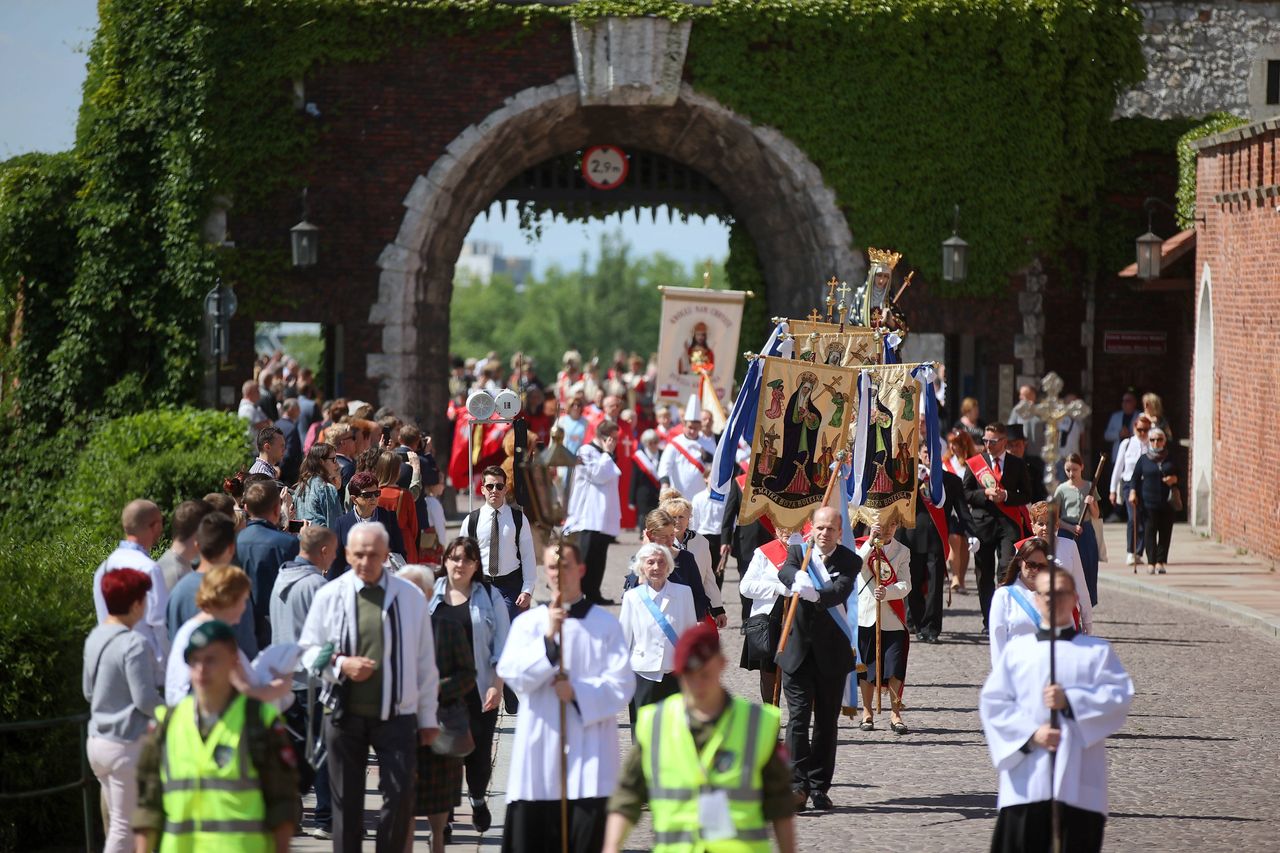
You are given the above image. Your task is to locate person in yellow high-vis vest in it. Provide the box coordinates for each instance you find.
[132,620,298,852]
[603,622,797,853]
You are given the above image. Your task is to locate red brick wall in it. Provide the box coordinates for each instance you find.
[224,21,575,418]
[1194,127,1280,561]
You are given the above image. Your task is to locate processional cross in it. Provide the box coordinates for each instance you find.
[824,276,839,322]
[807,308,823,323]
[1012,371,1092,494]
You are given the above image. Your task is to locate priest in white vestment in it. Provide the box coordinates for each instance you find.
[980,568,1133,853]
[497,541,634,853]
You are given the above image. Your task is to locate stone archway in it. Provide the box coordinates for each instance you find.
[370,26,859,430]
[1190,262,1214,530]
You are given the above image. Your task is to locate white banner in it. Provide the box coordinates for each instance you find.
[654,286,747,412]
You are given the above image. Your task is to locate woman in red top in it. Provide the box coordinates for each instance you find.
[375,451,420,563]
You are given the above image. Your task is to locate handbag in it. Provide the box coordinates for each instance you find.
[430,699,475,758]
[742,613,780,660]
[1168,486,1184,512]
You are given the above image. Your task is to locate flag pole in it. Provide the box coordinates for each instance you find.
[874,543,884,715]
[553,537,569,853]
[1046,505,1062,853]
[772,451,847,708]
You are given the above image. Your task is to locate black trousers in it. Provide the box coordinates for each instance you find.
[325,712,417,853]
[576,530,615,602]
[703,533,724,589]
[976,520,1020,629]
[990,801,1105,853]
[627,672,680,733]
[782,656,843,794]
[464,689,499,801]
[1143,503,1174,564]
[501,798,607,853]
[905,524,946,636]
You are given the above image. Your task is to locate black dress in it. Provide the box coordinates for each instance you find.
[416,599,475,815]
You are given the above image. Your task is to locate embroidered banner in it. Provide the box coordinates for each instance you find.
[739,356,858,530]
[654,286,747,408]
[850,363,924,530]
[787,320,880,369]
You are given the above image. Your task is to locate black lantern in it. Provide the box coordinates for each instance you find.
[290,188,319,268]
[1135,197,1176,281]
[942,203,968,283]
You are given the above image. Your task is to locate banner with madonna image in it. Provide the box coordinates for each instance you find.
[786,321,881,369]
[848,363,927,530]
[738,356,858,531]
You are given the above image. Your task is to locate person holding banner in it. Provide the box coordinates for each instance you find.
[619,542,697,732]
[963,423,1033,630]
[855,520,912,733]
[775,506,858,812]
[739,527,804,703]
[658,398,708,500]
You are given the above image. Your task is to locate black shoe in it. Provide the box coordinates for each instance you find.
[916,631,928,642]
[792,788,809,812]
[810,791,833,811]
[472,799,492,834]
[443,822,453,843]
[594,596,618,606]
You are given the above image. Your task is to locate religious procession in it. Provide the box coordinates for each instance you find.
[75,250,1143,853]
[18,2,1280,851]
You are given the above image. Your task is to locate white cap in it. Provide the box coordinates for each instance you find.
[684,391,702,423]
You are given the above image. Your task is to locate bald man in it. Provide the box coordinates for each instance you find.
[775,506,861,811]
[92,499,171,672]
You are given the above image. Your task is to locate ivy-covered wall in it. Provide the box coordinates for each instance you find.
[2,0,1155,437]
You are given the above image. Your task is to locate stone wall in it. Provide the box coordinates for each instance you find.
[1118,1,1280,120]
[1191,119,1280,560]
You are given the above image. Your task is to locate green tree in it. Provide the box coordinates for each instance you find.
[450,230,727,377]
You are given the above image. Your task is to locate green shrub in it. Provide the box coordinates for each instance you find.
[64,408,250,544]
[1176,112,1250,229]
[0,527,111,852]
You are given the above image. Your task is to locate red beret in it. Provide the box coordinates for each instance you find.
[674,622,721,674]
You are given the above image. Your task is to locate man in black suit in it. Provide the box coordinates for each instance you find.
[903,447,974,643]
[776,506,859,812]
[1006,423,1048,502]
[274,398,303,485]
[963,422,1033,629]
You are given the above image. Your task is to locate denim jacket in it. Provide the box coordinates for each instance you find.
[429,576,510,698]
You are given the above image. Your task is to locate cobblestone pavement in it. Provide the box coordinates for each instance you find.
[295,530,1280,852]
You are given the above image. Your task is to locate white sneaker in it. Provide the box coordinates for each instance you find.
[1125,553,1136,566]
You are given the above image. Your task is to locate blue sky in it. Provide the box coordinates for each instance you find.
[0,0,729,273]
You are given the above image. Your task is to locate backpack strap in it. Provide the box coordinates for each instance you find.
[466,506,524,574]
[465,509,481,540]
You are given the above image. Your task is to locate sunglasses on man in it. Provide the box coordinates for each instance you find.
[482,482,506,492]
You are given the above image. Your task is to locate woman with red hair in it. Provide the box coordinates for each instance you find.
[83,568,162,853]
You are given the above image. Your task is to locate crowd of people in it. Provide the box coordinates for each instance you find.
[79,349,1164,853]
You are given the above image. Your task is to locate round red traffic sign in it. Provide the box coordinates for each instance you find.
[581,145,629,190]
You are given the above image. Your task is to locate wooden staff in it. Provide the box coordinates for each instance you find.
[771,453,847,707]
[1046,505,1062,853]
[889,270,915,306]
[873,543,884,715]
[553,538,569,853]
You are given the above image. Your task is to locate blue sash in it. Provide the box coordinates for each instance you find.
[639,585,679,645]
[806,554,854,644]
[1009,587,1040,624]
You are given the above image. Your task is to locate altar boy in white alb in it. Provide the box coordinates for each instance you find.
[980,569,1133,853]
[497,541,634,853]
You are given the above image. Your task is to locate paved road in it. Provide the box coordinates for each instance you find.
[296,530,1280,851]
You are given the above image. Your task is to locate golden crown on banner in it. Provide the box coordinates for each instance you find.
[867,247,902,269]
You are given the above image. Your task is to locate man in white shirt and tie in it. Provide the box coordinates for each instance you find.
[460,465,538,622]
[658,396,708,499]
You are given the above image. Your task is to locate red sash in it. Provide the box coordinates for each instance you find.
[922,490,951,562]
[857,540,908,627]
[965,454,1029,534]
[670,438,706,474]
[632,450,661,490]
[759,539,788,570]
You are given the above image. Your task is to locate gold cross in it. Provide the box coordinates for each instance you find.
[807,308,822,322]
[836,280,851,301]
[825,276,839,304]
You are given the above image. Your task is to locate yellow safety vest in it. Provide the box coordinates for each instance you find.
[156,694,274,853]
[636,693,780,853]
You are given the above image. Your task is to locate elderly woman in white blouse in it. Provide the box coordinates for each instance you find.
[619,542,697,732]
